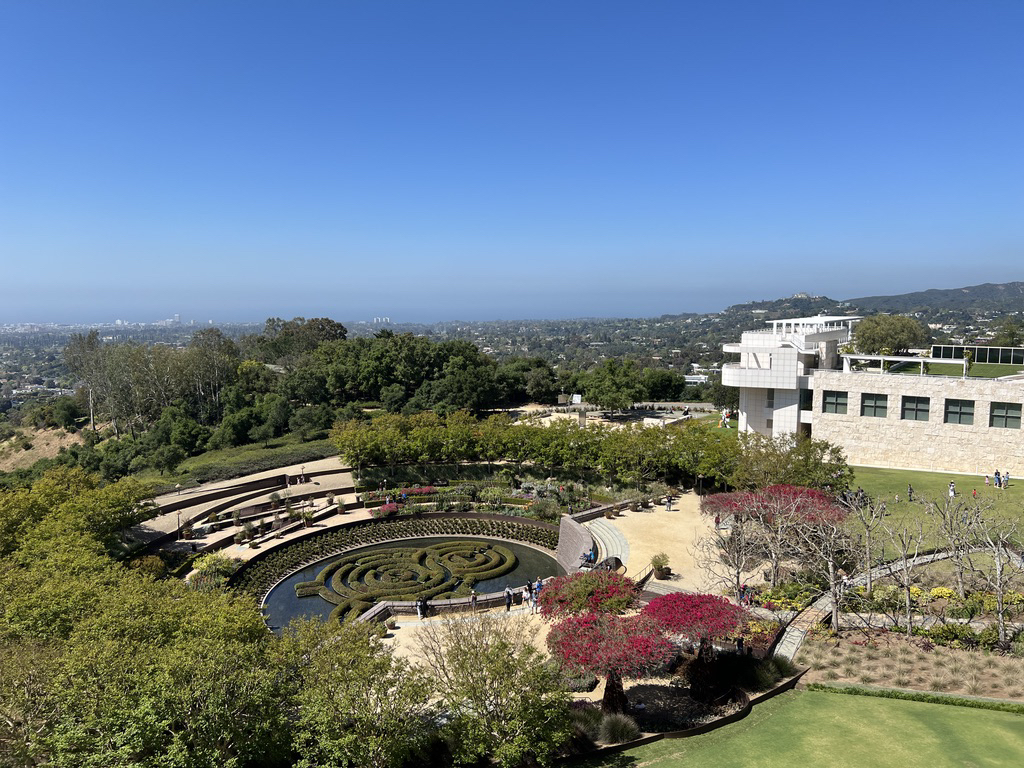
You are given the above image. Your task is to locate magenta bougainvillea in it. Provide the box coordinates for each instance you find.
[547,613,675,679]
[370,503,401,518]
[547,611,675,712]
[537,571,637,619]
[641,592,749,641]
[701,484,847,526]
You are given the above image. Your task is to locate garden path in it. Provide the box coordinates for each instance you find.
[601,491,717,593]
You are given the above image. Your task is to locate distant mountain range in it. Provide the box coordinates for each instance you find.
[845,282,1024,314]
[723,282,1024,318]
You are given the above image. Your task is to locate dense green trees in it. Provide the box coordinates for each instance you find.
[285,619,436,768]
[333,411,740,489]
[0,468,582,767]
[853,314,930,356]
[728,432,852,493]
[417,615,571,767]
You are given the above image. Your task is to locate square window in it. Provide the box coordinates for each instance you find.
[860,393,888,418]
[944,399,974,425]
[822,390,848,414]
[990,402,1022,429]
[901,395,930,422]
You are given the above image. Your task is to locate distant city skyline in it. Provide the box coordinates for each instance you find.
[3,2,1022,325]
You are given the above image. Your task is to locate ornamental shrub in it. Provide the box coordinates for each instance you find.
[929,586,958,602]
[925,623,978,648]
[569,702,603,741]
[538,571,638,618]
[599,714,640,744]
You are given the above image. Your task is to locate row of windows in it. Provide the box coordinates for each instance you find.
[820,390,1022,428]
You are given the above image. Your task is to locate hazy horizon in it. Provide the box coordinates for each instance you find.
[3,2,1022,326]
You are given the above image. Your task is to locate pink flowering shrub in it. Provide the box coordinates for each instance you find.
[371,503,401,518]
[642,592,749,642]
[538,571,637,618]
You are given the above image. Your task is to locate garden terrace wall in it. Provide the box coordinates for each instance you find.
[556,516,595,574]
[153,474,285,516]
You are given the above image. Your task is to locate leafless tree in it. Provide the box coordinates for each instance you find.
[967,515,1024,644]
[792,502,857,629]
[692,510,765,602]
[930,496,980,598]
[847,498,887,593]
[880,514,927,636]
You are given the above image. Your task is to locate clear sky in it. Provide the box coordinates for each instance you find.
[2,1,1022,324]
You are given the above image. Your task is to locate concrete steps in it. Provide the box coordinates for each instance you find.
[584,518,630,566]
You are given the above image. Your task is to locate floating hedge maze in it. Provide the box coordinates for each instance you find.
[295,541,517,622]
[233,516,559,617]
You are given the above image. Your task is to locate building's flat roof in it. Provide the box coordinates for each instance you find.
[767,315,861,325]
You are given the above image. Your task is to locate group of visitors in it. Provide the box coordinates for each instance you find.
[985,470,1011,489]
[519,578,544,614]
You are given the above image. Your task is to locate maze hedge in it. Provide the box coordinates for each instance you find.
[231,515,559,621]
[294,541,518,622]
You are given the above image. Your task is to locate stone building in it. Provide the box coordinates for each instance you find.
[722,315,1023,475]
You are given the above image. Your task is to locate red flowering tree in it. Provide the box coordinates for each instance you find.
[547,613,674,713]
[642,592,749,644]
[537,571,637,619]
[701,484,846,589]
[642,592,751,702]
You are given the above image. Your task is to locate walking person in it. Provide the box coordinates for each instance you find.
[948,481,956,499]
[470,590,478,613]
[1004,471,1010,488]
[522,585,533,614]
[504,586,513,612]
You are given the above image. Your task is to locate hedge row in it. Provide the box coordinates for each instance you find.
[804,683,1024,715]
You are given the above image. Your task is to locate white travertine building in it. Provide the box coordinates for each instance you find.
[722,315,1023,475]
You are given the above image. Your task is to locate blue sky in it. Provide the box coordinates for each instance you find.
[2,1,1022,324]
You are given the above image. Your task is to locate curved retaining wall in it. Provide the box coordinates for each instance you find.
[574,669,808,759]
[556,516,595,573]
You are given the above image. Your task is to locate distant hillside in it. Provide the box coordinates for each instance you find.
[847,282,1024,314]
[723,294,848,319]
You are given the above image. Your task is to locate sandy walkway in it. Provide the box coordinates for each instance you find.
[608,490,717,592]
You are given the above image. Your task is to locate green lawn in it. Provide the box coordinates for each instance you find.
[887,362,1022,378]
[848,465,1023,552]
[575,690,1024,768]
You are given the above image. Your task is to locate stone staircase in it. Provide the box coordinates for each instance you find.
[584,518,630,566]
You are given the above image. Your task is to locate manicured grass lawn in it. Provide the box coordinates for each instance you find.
[576,690,1024,767]
[848,465,1023,552]
[887,362,1022,378]
[852,465,1019,507]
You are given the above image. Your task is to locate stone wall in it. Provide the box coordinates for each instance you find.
[556,515,594,574]
[812,370,1023,475]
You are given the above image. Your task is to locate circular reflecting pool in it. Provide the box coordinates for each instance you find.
[262,536,563,631]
